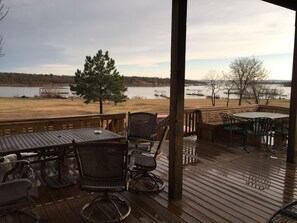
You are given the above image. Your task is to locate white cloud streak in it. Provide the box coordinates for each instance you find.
[0,0,295,80]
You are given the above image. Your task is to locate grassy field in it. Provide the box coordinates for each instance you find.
[0,97,290,121]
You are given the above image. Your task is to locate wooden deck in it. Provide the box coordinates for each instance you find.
[2,137,296,223]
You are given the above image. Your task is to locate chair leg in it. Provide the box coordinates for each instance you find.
[8,209,40,223]
[266,135,275,155]
[80,192,131,223]
[242,135,249,153]
[129,171,165,193]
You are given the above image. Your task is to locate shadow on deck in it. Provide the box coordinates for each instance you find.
[2,137,295,223]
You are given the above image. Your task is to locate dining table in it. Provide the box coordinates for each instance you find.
[233,112,289,120]
[0,127,125,188]
[233,112,289,150]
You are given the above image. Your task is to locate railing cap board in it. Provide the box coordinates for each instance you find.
[0,113,126,125]
[196,104,259,112]
[0,113,126,136]
[195,105,289,124]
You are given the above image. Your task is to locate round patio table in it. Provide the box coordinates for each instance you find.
[233,112,289,150]
[233,112,289,119]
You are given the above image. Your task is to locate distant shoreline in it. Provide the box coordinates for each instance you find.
[0,83,171,87]
[0,83,70,87]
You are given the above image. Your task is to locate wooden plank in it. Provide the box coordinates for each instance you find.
[287,14,297,163]
[43,203,66,222]
[2,137,294,223]
[55,201,81,223]
[169,0,187,201]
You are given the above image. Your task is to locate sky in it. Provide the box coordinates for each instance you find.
[0,0,295,80]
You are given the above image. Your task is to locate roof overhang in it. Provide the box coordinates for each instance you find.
[262,0,296,11]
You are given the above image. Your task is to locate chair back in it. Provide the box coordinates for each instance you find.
[74,140,129,191]
[155,126,169,161]
[274,118,289,136]
[247,117,274,136]
[127,112,157,141]
[0,160,39,222]
[219,112,238,131]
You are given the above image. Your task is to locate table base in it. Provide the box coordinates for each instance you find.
[45,173,76,189]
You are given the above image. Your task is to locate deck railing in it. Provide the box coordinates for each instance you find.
[183,109,200,136]
[183,104,289,140]
[0,113,126,136]
[0,105,288,139]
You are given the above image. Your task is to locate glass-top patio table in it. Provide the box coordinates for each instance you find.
[233,112,289,119]
[233,112,289,150]
[0,127,124,188]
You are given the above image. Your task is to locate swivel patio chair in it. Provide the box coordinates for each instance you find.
[219,112,243,147]
[129,125,169,193]
[127,112,157,153]
[242,117,274,153]
[0,158,39,223]
[267,200,297,222]
[73,140,131,223]
[273,119,289,149]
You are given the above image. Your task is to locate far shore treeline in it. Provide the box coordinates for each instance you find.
[0,72,291,87]
[0,72,205,87]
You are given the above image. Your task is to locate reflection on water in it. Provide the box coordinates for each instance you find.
[0,85,292,99]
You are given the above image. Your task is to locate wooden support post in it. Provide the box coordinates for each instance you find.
[287,14,297,163]
[169,0,187,200]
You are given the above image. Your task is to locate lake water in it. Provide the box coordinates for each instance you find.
[0,85,291,99]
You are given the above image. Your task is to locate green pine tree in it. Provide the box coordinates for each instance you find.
[71,50,127,114]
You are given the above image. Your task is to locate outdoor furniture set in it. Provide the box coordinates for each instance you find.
[196,104,289,143]
[219,111,289,153]
[0,109,291,222]
[0,111,168,222]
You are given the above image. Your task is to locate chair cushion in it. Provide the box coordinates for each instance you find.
[275,127,288,136]
[224,125,241,132]
[133,153,155,169]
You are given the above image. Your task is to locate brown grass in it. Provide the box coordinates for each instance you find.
[0,97,290,121]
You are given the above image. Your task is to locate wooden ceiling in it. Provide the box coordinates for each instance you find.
[262,0,296,11]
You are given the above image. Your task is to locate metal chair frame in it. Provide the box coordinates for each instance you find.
[0,159,40,223]
[219,112,243,147]
[129,126,169,193]
[243,117,274,153]
[127,112,157,153]
[273,119,289,149]
[267,200,297,222]
[73,140,131,223]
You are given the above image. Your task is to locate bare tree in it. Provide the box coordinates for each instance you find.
[222,72,234,107]
[229,57,268,105]
[0,0,8,57]
[205,70,223,106]
[263,87,283,105]
[244,82,265,104]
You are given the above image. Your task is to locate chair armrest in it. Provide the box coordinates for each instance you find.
[1,159,31,182]
[150,133,157,140]
[0,159,44,186]
[129,140,154,153]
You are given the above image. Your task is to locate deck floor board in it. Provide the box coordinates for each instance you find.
[1,137,296,223]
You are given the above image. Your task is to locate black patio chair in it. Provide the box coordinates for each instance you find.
[127,112,157,153]
[129,125,169,193]
[267,200,297,222]
[242,117,274,153]
[218,112,244,147]
[273,119,289,149]
[0,158,40,223]
[73,140,131,223]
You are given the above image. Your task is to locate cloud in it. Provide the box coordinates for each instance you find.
[0,0,295,80]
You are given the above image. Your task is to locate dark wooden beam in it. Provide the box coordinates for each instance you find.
[169,0,187,200]
[262,0,297,11]
[287,14,297,163]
